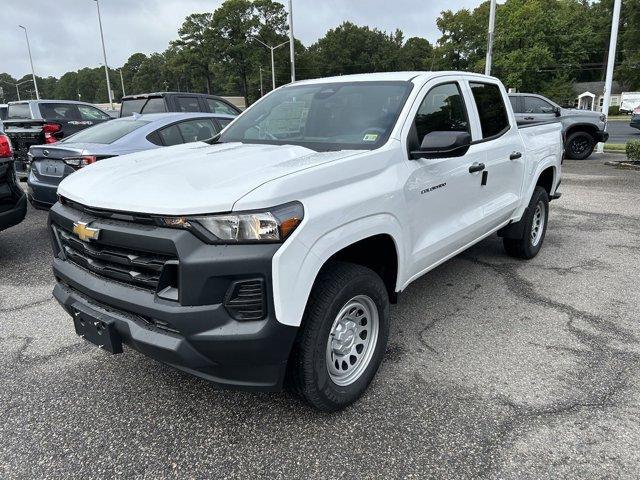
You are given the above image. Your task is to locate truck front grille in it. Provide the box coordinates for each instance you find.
[53,225,176,292]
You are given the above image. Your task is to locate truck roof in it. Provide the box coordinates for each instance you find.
[121,92,225,100]
[293,71,499,85]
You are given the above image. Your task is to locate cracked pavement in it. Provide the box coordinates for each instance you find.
[1,158,639,479]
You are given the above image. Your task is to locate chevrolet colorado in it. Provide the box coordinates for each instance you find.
[49,72,563,411]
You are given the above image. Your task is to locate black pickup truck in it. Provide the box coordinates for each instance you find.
[119,92,241,117]
[3,100,112,180]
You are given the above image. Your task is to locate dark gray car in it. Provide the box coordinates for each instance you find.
[509,93,609,160]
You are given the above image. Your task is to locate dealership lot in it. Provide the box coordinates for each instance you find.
[1,158,639,479]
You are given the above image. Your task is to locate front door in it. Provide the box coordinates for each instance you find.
[402,80,488,280]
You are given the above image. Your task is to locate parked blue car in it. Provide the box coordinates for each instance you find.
[26,112,235,209]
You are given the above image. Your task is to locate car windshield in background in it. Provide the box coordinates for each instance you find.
[7,104,32,119]
[62,119,150,144]
[219,81,413,151]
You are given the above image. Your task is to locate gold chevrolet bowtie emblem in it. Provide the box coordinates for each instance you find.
[72,221,100,242]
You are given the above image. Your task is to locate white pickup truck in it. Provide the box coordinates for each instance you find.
[49,72,562,411]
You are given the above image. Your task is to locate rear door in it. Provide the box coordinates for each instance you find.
[77,104,112,128]
[521,96,556,125]
[466,81,525,223]
[175,96,202,113]
[39,103,85,137]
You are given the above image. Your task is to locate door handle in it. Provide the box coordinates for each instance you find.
[524,116,535,120]
[468,162,485,173]
[510,151,522,160]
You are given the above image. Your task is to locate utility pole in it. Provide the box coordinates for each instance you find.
[18,25,40,99]
[16,84,21,102]
[597,0,622,154]
[259,66,264,97]
[484,0,497,76]
[94,0,114,110]
[288,0,296,82]
[118,69,126,97]
[250,38,289,90]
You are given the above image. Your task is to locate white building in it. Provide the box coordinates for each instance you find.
[573,81,622,112]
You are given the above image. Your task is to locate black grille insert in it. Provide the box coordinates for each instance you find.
[224,279,266,321]
[54,225,177,292]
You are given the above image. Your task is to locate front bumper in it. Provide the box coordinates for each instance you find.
[49,202,298,391]
[0,193,27,231]
[595,131,610,143]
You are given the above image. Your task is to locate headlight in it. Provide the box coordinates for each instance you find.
[159,202,304,244]
[600,114,607,122]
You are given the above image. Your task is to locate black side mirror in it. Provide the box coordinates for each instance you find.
[410,131,472,160]
[554,106,561,117]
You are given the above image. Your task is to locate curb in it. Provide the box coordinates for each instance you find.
[604,161,640,171]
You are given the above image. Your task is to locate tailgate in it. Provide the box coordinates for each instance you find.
[3,119,46,163]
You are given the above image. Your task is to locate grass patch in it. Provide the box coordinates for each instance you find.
[604,143,626,152]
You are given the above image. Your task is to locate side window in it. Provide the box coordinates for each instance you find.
[217,118,232,129]
[77,105,111,120]
[413,82,470,145]
[176,97,201,112]
[206,99,238,116]
[141,98,166,114]
[524,96,555,114]
[509,96,522,113]
[39,103,80,121]
[157,125,183,146]
[176,119,218,143]
[469,82,510,139]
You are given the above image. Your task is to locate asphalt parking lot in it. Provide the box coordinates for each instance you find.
[1,157,640,479]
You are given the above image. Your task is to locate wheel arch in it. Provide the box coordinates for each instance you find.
[565,122,599,141]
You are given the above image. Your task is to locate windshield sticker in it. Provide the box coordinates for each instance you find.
[363,133,379,142]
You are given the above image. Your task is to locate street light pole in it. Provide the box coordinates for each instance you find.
[118,69,126,97]
[15,84,20,102]
[484,0,497,76]
[259,66,264,97]
[288,0,296,82]
[94,0,114,110]
[597,0,622,154]
[251,38,289,90]
[18,25,40,99]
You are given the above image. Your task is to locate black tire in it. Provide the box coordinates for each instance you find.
[288,261,390,411]
[503,186,549,259]
[565,131,595,160]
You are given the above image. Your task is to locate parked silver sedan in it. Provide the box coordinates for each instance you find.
[26,112,235,209]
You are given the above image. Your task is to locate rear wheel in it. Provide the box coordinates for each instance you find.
[565,131,595,160]
[288,262,390,411]
[503,186,549,259]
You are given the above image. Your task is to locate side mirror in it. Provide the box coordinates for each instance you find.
[410,131,472,160]
[554,106,561,117]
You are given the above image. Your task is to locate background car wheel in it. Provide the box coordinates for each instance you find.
[565,131,595,160]
[288,261,390,411]
[503,186,549,259]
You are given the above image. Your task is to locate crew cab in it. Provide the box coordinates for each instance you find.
[3,100,112,180]
[119,92,241,118]
[49,72,562,411]
[509,93,608,160]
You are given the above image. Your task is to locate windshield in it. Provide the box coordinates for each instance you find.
[219,81,413,151]
[62,119,149,144]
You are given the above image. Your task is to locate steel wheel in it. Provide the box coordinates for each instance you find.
[530,200,546,247]
[326,295,379,386]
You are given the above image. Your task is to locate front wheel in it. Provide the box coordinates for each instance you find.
[503,186,549,259]
[565,131,595,160]
[288,261,390,411]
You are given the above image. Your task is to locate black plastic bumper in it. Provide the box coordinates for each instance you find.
[49,202,298,391]
[595,131,609,143]
[0,193,27,232]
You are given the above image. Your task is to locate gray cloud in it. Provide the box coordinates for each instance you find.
[1,0,483,79]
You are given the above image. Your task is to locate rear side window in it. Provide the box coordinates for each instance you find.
[217,118,232,129]
[40,103,80,121]
[7,103,32,119]
[176,97,201,112]
[77,105,111,120]
[524,96,555,114]
[177,119,218,142]
[120,99,146,117]
[509,96,521,113]
[413,83,470,145]
[206,99,237,116]
[158,125,183,146]
[142,98,166,114]
[469,83,510,138]
[0,106,8,120]
[61,119,149,144]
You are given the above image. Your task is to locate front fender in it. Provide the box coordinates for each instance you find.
[272,213,404,327]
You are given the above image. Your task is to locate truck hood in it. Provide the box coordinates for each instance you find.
[560,108,603,119]
[57,141,361,215]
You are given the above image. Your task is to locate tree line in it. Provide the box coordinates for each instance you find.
[1,0,638,107]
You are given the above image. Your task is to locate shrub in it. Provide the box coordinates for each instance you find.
[626,139,640,163]
[609,106,621,116]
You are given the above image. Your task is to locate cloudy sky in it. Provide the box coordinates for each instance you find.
[1,0,484,79]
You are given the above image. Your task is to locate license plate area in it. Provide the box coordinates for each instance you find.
[72,307,123,354]
[37,159,65,177]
